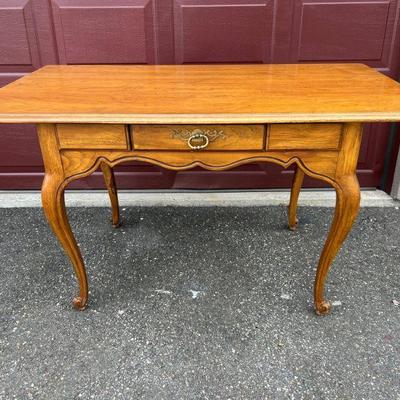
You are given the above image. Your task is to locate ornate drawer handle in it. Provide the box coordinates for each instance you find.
[187,130,209,150]
[172,128,225,150]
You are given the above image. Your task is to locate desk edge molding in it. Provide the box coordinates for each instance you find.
[0,113,400,124]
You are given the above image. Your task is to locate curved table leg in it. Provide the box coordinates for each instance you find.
[314,174,360,315]
[38,124,88,310]
[100,162,121,228]
[288,165,305,230]
[42,174,88,310]
[311,122,363,315]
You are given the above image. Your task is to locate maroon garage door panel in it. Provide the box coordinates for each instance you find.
[173,0,274,63]
[0,0,399,190]
[51,0,157,64]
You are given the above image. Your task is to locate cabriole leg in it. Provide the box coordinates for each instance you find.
[314,174,360,315]
[42,174,88,310]
[100,162,121,228]
[288,165,305,230]
[312,122,363,315]
[38,124,88,310]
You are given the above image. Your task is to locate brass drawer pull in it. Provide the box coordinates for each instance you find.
[187,130,209,150]
[171,127,226,150]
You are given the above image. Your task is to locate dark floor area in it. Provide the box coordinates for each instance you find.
[0,206,399,399]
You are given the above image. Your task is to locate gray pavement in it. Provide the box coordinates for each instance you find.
[0,206,399,399]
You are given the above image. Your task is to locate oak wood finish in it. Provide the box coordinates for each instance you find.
[1,64,400,315]
[59,149,340,181]
[38,124,88,310]
[57,124,129,150]
[314,123,363,315]
[268,123,342,150]
[100,162,120,228]
[288,166,305,231]
[132,124,265,151]
[0,65,400,124]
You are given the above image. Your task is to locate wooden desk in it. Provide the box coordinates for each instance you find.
[1,64,400,315]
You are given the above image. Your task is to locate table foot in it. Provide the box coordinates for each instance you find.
[73,296,88,311]
[315,301,331,315]
[288,217,298,231]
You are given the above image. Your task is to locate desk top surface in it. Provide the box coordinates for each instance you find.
[0,64,399,124]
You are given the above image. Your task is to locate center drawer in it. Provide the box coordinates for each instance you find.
[131,125,266,151]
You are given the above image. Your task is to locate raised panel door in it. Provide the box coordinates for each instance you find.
[0,0,40,72]
[173,0,274,63]
[51,0,157,64]
[290,0,400,75]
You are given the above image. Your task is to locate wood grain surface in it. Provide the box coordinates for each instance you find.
[268,123,342,150]
[132,124,265,151]
[57,124,128,150]
[0,64,400,123]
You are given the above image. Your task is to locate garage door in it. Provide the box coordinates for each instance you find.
[0,0,399,190]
